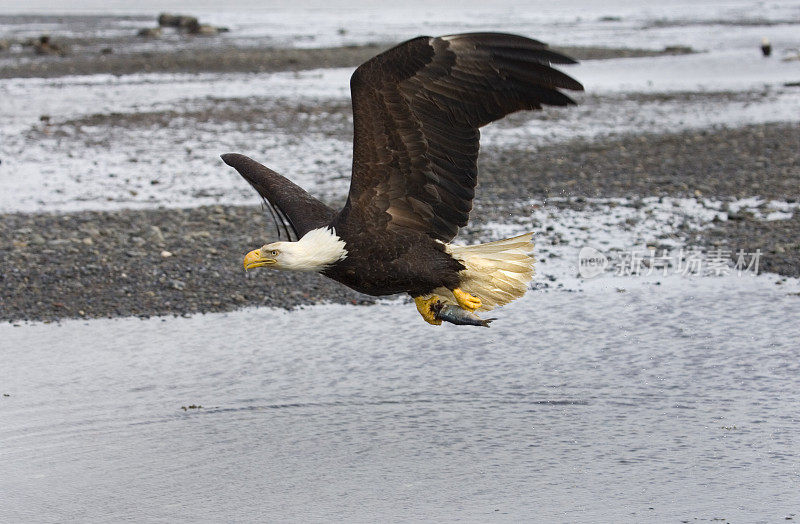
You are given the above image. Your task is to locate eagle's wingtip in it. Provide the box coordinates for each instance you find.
[221,153,258,169]
[220,153,239,166]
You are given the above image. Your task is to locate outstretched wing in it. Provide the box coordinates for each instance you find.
[221,153,336,239]
[340,32,583,242]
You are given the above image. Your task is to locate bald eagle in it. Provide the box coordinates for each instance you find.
[222,33,583,326]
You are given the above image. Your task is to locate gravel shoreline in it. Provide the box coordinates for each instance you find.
[1,205,376,323]
[2,123,797,323]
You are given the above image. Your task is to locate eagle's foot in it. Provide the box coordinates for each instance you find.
[414,295,443,326]
[453,288,481,312]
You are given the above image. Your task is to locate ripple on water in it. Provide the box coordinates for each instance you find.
[1,276,799,521]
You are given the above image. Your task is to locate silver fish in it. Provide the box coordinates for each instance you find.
[432,302,496,327]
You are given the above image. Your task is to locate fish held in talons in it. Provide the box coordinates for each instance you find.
[431,300,496,327]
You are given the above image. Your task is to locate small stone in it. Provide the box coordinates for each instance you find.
[137,27,162,38]
[147,226,165,244]
[195,25,219,36]
[30,234,46,245]
[79,226,101,237]
[82,237,94,246]
[170,279,186,290]
[161,250,173,258]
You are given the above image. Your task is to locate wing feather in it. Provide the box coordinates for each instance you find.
[338,32,583,242]
[221,153,335,238]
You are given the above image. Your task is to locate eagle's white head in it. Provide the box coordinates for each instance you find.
[243,227,347,272]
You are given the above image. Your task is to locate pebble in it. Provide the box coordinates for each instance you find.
[148,226,165,244]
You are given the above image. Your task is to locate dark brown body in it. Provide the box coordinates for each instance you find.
[324,211,464,296]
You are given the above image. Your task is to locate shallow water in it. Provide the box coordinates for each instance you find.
[2,276,799,521]
[2,1,800,213]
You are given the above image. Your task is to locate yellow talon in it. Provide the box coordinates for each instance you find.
[414,295,442,326]
[453,288,481,311]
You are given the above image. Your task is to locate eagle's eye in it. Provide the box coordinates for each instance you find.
[271,250,279,257]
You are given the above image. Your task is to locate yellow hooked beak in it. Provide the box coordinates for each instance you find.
[243,248,276,270]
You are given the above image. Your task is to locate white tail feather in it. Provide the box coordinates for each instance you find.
[432,233,535,311]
